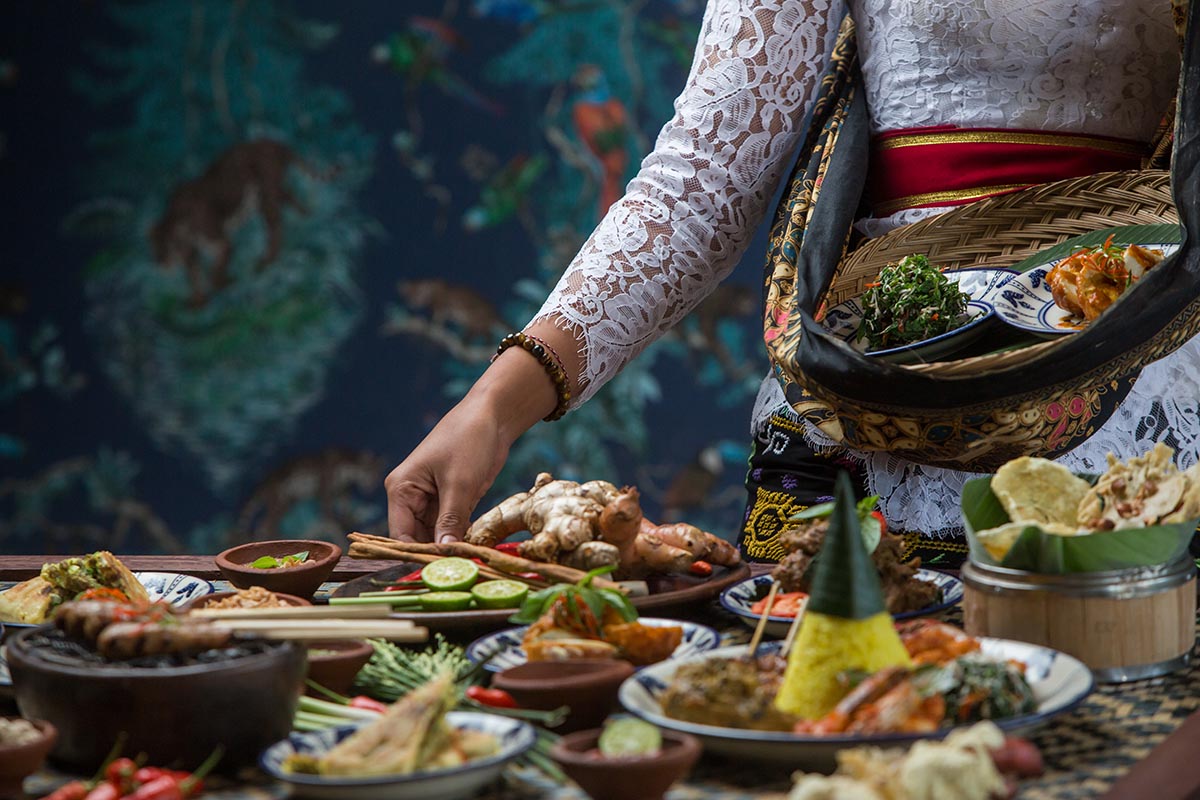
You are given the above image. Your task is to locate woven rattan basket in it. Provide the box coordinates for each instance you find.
[828,169,1177,376]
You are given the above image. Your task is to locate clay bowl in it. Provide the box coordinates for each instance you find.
[6,625,305,773]
[305,640,374,698]
[493,660,635,734]
[215,539,342,599]
[182,590,312,611]
[0,718,57,800]
[551,727,700,800]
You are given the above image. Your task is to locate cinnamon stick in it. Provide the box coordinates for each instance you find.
[347,532,623,591]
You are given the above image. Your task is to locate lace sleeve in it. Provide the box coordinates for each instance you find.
[529,0,847,404]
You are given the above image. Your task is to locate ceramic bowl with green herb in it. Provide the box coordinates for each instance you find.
[215,539,342,599]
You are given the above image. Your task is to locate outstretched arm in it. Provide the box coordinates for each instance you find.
[387,0,847,541]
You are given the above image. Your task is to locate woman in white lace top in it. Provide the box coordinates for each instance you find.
[385,0,1188,556]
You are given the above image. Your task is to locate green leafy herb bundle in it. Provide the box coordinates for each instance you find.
[856,254,971,349]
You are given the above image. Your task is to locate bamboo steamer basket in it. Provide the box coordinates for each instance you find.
[961,557,1196,683]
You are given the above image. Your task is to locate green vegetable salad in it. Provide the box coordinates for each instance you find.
[856,254,971,350]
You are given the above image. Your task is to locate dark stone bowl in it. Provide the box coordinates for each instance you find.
[6,626,305,773]
[214,539,342,600]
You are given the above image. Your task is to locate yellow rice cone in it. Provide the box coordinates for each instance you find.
[773,609,912,720]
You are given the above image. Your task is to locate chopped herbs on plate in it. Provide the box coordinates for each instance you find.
[856,255,972,350]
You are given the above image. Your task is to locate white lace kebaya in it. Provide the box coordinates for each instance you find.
[529,0,1187,536]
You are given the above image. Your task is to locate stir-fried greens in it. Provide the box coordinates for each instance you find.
[857,254,971,349]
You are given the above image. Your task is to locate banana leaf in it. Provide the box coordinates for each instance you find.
[961,475,1197,574]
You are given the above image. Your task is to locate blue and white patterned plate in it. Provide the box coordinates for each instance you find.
[619,637,1092,770]
[822,268,1015,364]
[465,618,722,673]
[260,712,535,800]
[992,243,1180,335]
[719,569,963,639]
[0,571,214,641]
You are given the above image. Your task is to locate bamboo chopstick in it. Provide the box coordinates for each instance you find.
[191,604,392,620]
[214,618,425,642]
[780,596,808,658]
[748,581,779,655]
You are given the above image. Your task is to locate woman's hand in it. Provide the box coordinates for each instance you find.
[384,394,513,542]
[385,335,574,542]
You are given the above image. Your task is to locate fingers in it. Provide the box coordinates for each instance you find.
[385,472,430,542]
[433,482,474,544]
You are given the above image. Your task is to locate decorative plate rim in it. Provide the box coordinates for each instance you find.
[259,712,536,787]
[464,617,723,672]
[619,638,1094,746]
[718,569,963,625]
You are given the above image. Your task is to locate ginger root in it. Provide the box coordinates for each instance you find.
[465,472,741,579]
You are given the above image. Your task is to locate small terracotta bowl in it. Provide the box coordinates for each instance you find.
[214,539,342,599]
[182,590,312,611]
[551,726,700,800]
[493,660,635,734]
[305,640,374,698]
[0,718,58,800]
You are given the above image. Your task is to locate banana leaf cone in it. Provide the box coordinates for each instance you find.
[774,471,912,720]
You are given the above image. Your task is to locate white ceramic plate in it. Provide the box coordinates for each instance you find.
[619,638,1092,769]
[260,712,535,800]
[719,570,963,639]
[822,268,1015,364]
[992,243,1180,335]
[465,618,722,673]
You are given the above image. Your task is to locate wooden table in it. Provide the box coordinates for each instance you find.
[3,556,1200,799]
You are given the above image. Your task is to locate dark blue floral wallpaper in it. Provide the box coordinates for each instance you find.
[0,0,773,555]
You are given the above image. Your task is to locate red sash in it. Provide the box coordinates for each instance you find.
[866,125,1148,217]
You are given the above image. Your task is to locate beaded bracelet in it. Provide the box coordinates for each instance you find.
[492,332,572,421]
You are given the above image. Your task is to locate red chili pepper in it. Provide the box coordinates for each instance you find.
[348,696,388,713]
[126,747,222,800]
[688,560,713,577]
[131,768,189,787]
[465,685,519,709]
[492,542,522,555]
[871,510,888,536]
[39,782,90,800]
[82,782,120,800]
[104,757,140,794]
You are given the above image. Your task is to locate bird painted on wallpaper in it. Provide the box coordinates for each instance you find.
[662,441,747,520]
[462,154,548,231]
[571,64,630,219]
[370,18,503,116]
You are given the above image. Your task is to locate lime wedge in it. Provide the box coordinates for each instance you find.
[418,591,474,612]
[421,558,480,592]
[471,580,529,609]
[598,717,662,757]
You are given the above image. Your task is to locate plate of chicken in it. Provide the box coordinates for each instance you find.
[992,236,1179,335]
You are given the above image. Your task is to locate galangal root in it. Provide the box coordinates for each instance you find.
[465,472,741,579]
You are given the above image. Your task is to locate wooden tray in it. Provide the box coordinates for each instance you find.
[330,561,752,632]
